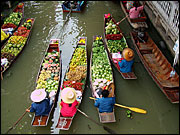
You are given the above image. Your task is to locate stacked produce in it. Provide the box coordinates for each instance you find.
[107,37,128,53]
[1,18,34,72]
[91,36,113,90]
[65,46,87,82]
[2,12,22,28]
[105,19,120,35]
[1,3,24,41]
[36,50,61,93]
[1,36,27,56]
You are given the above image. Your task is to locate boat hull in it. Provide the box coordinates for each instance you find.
[130,31,179,103]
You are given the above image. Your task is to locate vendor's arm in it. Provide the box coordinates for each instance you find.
[94,99,100,108]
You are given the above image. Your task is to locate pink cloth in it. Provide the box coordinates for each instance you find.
[129,6,144,19]
[60,100,78,117]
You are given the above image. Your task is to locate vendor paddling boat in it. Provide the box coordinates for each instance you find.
[90,35,116,123]
[1,18,35,74]
[120,1,148,29]
[62,1,86,13]
[1,2,25,46]
[130,31,179,103]
[103,14,137,79]
[31,39,62,126]
[55,37,87,130]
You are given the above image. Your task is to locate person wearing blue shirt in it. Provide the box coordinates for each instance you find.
[94,90,115,113]
[117,48,134,73]
[26,89,55,116]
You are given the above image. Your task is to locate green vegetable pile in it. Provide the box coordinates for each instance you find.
[107,37,128,53]
[91,36,113,82]
[105,19,120,35]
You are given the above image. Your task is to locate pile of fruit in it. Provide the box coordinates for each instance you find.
[2,12,22,28]
[65,45,87,82]
[105,19,121,35]
[1,18,34,71]
[107,37,128,53]
[91,36,113,87]
[61,81,84,91]
[36,50,61,93]
[1,36,27,56]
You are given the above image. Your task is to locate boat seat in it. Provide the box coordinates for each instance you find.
[143,54,179,87]
[138,43,153,51]
[99,112,116,123]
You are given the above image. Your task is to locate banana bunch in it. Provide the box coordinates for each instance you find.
[1,29,9,41]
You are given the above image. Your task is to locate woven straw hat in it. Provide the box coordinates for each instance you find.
[122,48,134,61]
[61,87,77,104]
[30,89,47,102]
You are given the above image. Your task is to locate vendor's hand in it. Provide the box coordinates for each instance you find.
[26,109,30,112]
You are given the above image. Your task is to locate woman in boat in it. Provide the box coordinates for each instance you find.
[94,90,115,113]
[26,89,55,116]
[117,48,134,73]
[129,1,145,19]
[60,87,79,117]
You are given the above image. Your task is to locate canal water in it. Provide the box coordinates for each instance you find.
[1,1,179,134]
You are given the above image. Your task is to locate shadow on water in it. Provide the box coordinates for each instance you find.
[1,1,179,134]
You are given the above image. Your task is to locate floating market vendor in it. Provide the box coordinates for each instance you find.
[94,90,115,113]
[129,1,145,19]
[117,48,134,73]
[60,87,79,117]
[26,89,55,116]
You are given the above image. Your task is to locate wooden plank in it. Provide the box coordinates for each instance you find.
[56,117,73,130]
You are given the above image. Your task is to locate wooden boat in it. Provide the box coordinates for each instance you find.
[1,2,25,45]
[103,14,137,79]
[130,31,179,103]
[62,1,86,13]
[90,35,116,123]
[120,1,148,29]
[31,39,62,126]
[1,18,35,74]
[55,37,87,130]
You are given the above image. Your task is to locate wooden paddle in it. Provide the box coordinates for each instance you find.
[77,109,117,134]
[116,14,129,26]
[5,106,31,134]
[89,97,147,114]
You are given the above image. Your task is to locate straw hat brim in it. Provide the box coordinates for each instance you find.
[30,88,47,102]
[61,87,77,104]
[122,48,134,61]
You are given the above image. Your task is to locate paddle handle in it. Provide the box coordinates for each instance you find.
[5,106,31,134]
[116,14,129,25]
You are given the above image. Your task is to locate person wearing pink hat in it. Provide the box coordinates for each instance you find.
[26,89,56,116]
[60,87,79,117]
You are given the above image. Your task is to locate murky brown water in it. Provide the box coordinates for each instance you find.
[1,1,179,134]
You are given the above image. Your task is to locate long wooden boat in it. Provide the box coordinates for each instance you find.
[1,18,35,74]
[1,2,25,45]
[90,35,116,123]
[103,14,137,79]
[55,37,87,130]
[31,39,62,126]
[130,31,179,103]
[62,1,86,13]
[120,1,148,29]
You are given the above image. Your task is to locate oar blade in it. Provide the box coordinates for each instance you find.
[129,107,147,114]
